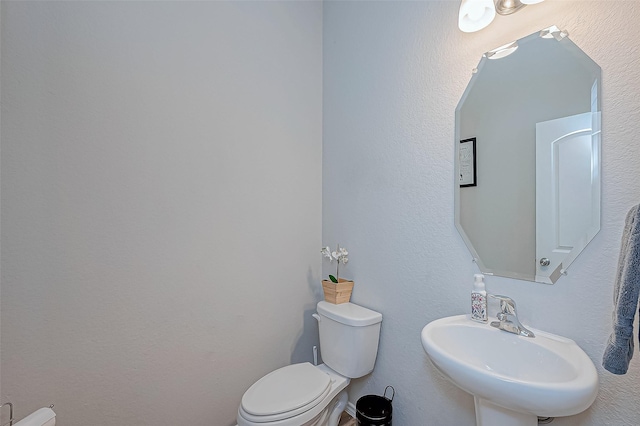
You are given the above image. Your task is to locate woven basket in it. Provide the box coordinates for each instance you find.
[321,279,354,304]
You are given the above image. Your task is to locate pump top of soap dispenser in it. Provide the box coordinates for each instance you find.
[473,274,485,292]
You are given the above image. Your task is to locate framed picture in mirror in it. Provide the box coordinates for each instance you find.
[459,137,476,187]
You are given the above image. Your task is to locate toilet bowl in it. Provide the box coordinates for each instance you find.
[237,301,382,426]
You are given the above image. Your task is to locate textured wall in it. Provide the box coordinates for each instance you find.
[323,1,640,425]
[1,2,322,425]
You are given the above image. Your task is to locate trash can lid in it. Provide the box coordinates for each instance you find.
[356,394,393,421]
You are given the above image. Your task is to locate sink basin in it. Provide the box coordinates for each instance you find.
[421,315,598,426]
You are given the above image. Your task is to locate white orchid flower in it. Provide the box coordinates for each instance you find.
[322,244,349,283]
[321,246,333,261]
[332,247,348,264]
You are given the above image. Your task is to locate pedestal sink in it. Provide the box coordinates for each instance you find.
[421,315,598,426]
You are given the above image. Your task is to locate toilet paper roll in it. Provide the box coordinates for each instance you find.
[13,407,56,426]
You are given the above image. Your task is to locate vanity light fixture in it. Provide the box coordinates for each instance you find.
[458,0,545,33]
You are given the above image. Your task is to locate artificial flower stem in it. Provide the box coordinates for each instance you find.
[335,244,340,281]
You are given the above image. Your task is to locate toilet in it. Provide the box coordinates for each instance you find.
[237,301,382,426]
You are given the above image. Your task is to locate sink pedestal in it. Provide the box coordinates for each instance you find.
[474,398,537,426]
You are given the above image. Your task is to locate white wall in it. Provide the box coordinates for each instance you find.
[324,1,640,425]
[1,2,322,425]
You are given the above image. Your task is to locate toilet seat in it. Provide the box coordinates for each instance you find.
[237,364,350,426]
[240,363,332,423]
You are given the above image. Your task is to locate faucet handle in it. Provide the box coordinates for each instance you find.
[489,294,517,315]
[488,294,535,338]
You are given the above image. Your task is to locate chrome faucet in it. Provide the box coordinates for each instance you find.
[489,294,535,338]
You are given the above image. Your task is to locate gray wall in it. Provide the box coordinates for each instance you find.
[1,2,322,425]
[324,1,640,425]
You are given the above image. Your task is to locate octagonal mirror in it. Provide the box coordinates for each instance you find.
[455,26,601,284]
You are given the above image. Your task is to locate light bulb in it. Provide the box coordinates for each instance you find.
[459,0,496,33]
[467,6,485,21]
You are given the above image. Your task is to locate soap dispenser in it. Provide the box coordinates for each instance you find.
[471,273,487,322]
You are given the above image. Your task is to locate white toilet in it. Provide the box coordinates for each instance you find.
[237,301,383,426]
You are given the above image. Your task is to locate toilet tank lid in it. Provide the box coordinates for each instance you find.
[317,301,382,326]
[14,408,56,426]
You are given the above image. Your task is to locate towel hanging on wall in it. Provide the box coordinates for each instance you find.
[603,204,640,374]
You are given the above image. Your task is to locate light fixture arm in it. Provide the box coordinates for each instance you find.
[494,0,527,16]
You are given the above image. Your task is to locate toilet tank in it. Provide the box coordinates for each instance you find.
[316,301,382,378]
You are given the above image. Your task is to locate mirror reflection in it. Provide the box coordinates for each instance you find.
[455,26,601,284]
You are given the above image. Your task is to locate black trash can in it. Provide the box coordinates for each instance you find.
[356,386,394,426]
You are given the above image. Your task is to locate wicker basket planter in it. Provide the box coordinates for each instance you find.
[321,279,354,304]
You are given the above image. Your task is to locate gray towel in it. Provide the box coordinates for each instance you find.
[603,204,640,374]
